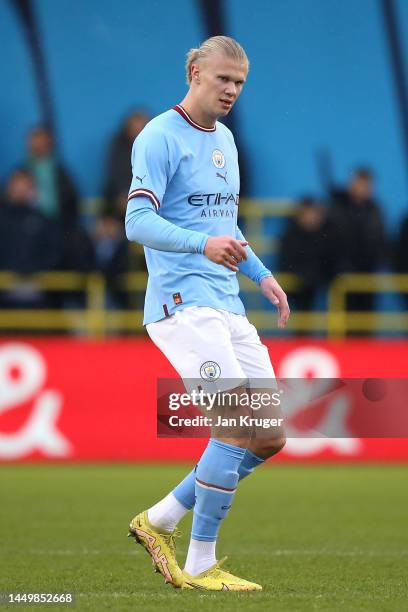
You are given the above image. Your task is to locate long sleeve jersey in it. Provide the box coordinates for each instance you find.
[125,104,271,324]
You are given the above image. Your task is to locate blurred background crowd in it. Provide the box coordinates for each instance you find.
[0,113,149,312]
[1,115,408,319]
[3,0,408,335]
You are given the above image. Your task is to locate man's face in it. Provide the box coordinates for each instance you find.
[29,130,53,158]
[95,216,122,241]
[298,204,325,232]
[7,173,36,206]
[192,53,248,119]
[349,175,373,202]
[126,114,149,140]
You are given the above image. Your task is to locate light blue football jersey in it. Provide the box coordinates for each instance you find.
[126,104,271,325]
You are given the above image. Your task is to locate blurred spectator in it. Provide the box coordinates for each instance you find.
[0,169,61,308]
[104,110,150,217]
[53,223,96,312]
[394,214,408,308]
[60,226,95,274]
[92,214,131,308]
[278,196,336,310]
[26,125,79,228]
[329,167,386,313]
[26,124,91,307]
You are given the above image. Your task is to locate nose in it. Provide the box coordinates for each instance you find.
[225,82,237,98]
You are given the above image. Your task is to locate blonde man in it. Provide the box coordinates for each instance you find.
[126,36,289,591]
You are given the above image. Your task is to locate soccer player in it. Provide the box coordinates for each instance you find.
[125,36,290,591]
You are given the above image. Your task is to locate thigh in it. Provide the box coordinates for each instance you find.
[229,313,277,388]
[229,314,285,440]
[146,307,247,392]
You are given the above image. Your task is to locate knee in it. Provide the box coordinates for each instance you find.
[251,436,286,459]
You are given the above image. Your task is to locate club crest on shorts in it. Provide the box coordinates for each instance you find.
[212,149,225,169]
[200,361,221,380]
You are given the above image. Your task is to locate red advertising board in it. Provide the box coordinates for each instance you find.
[0,338,407,462]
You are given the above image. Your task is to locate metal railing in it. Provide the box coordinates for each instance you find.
[0,270,407,338]
[327,273,408,338]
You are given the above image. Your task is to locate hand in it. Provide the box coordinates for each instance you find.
[260,276,290,328]
[204,236,248,272]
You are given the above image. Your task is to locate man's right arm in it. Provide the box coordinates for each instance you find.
[125,126,209,253]
[125,126,248,269]
[125,200,208,253]
[126,201,248,271]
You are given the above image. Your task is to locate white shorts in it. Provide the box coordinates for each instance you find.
[146,306,276,393]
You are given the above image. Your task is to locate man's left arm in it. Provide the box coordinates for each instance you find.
[236,226,290,328]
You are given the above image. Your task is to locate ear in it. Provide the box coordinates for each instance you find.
[191,63,200,84]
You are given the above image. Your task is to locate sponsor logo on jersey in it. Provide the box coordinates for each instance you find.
[188,193,239,206]
[216,171,228,183]
[200,208,236,218]
[212,149,225,169]
[173,292,182,305]
[200,361,221,381]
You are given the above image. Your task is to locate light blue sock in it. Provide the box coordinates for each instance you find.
[191,439,246,542]
[237,447,265,478]
[172,468,197,510]
[172,446,265,510]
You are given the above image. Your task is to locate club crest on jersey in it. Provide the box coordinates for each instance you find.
[200,361,221,381]
[212,149,225,169]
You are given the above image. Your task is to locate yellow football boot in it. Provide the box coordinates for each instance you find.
[182,557,262,591]
[128,511,183,588]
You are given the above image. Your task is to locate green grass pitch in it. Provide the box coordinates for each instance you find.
[0,464,407,611]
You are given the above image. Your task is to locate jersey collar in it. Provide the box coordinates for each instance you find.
[172,104,216,132]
